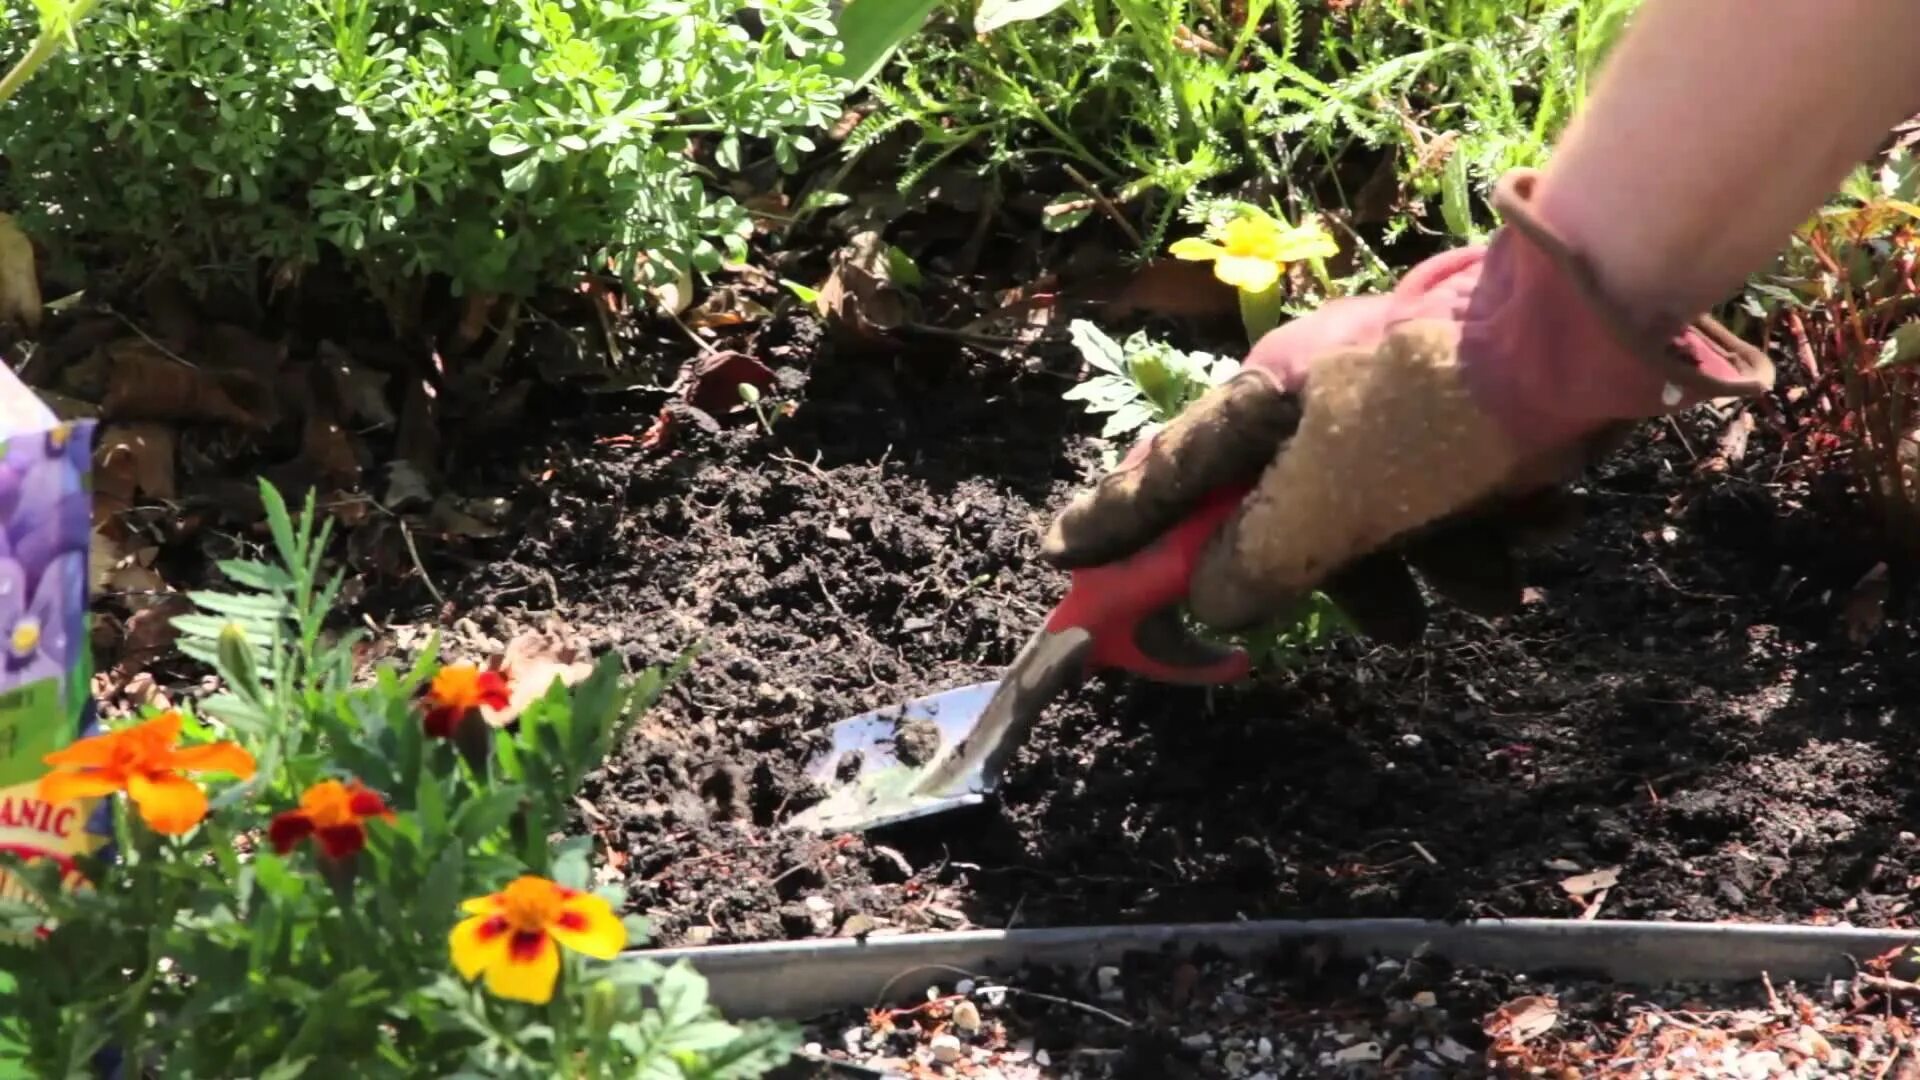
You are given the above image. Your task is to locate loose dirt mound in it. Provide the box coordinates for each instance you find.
[436,308,1920,950]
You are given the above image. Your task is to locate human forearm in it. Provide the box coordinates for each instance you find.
[1533,0,1920,324]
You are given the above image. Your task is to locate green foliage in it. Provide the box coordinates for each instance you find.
[856,0,1640,255]
[1264,0,1640,237]
[833,0,942,89]
[1064,318,1240,444]
[849,0,1276,254]
[0,481,793,1078]
[0,0,847,313]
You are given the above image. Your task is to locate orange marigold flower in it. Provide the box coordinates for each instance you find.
[422,663,509,738]
[36,712,255,835]
[449,875,626,1005]
[268,778,396,860]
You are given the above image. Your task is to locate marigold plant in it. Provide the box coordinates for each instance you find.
[0,481,785,1078]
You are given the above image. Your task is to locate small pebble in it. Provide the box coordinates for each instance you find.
[1411,990,1438,1008]
[955,978,975,995]
[952,999,981,1034]
[1256,1037,1273,1060]
[1035,1048,1051,1067]
[1182,1032,1214,1050]
[1332,1041,1382,1064]
[929,1034,962,1064]
[1095,965,1121,996]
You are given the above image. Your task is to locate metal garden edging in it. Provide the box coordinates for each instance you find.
[634,918,1920,1020]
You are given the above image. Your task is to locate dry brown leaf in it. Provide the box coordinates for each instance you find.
[302,413,362,489]
[679,351,776,417]
[0,213,42,335]
[1845,562,1890,645]
[114,593,194,680]
[202,322,288,375]
[1485,994,1559,1046]
[100,339,275,429]
[34,389,102,420]
[1558,866,1621,898]
[94,423,178,521]
[454,292,501,353]
[426,495,503,540]
[686,287,773,330]
[817,228,911,346]
[318,340,397,429]
[1101,258,1237,319]
[484,623,596,728]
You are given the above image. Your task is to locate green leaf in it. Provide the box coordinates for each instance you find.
[189,589,296,622]
[974,0,1071,34]
[1068,319,1126,375]
[1878,320,1920,368]
[216,559,295,592]
[259,479,300,571]
[834,0,942,90]
[549,834,592,891]
[1439,150,1478,242]
[451,786,525,846]
[416,844,464,931]
[1101,400,1156,438]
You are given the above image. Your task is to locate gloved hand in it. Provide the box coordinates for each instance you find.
[1040,168,1776,643]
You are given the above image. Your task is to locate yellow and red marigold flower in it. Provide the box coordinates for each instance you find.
[449,875,626,1005]
[36,711,255,835]
[422,663,509,738]
[268,778,396,859]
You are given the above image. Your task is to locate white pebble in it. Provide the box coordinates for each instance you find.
[803,1042,822,1056]
[1400,732,1423,748]
[1182,1032,1214,1050]
[1333,1042,1382,1064]
[1256,1037,1273,1060]
[1036,1048,1051,1067]
[840,1028,864,1055]
[930,1034,963,1064]
[955,978,975,995]
[1095,966,1121,995]
[952,1000,982,1033]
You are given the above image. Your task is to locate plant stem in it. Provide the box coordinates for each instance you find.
[1238,284,1286,343]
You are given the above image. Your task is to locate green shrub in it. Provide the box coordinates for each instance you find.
[0,0,847,314]
[0,481,796,1078]
[849,0,1639,255]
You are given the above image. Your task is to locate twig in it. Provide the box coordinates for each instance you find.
[1858,973,1920,998]
[398,519,446,609]
[105,307,197,368]
[1578,887,1610,920]
[1762,970,1785,1014]
[1410,840,1439,866]
[1062,164,1144,248]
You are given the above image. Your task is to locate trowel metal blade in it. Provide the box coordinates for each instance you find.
[784,680,1002,834]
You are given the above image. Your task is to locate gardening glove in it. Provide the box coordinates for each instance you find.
[1039,168,1777,642]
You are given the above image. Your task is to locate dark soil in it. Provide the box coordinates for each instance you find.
[416,296,1920,954]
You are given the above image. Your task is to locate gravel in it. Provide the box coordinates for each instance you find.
[777,938,1920,1078]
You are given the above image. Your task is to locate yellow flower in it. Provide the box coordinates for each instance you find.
[1169,208,1339,293]
[449,875,626,1005]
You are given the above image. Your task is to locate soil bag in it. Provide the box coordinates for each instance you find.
[0,377,104,942]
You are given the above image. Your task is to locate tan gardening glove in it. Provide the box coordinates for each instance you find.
[1040,169,1777,642]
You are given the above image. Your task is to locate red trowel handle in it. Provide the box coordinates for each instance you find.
[1041,485,1255,685]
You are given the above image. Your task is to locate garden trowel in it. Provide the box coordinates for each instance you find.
[785,486,1256,834]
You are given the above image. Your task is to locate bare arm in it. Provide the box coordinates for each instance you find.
[1533,0,1920,324]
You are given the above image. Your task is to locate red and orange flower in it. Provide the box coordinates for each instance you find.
[449,875,626,1004]
[422,663,509,738]
[36,712,256,835]
[268,778,396,859]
